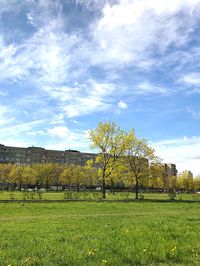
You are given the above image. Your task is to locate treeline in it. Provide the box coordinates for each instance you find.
[0,163,91,191]
[0,162,199,193]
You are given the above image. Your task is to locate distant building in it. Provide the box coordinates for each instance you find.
[162,163,178,186]
[178,170,193,181]
[0,144,96,166]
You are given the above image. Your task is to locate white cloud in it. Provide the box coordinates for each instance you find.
[91,0,200,68]
[118,100,128,109]
[0,119,46,139]
[50,113,65,125]
[42,80,115,117]
[136,81,168,94]
[63,97,109,117]
[46,127,90,151]
[0,106,15,126]
[180,73,200,85]
[47,126,71,138]
[152,136,200,176]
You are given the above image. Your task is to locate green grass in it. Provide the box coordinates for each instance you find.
[0,202,200,265]
[0,191,199,201]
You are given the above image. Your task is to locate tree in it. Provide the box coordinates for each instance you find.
[51,164,64,191]
[193,176,200,191]
[125,130,160,199]
[177,171,193,192]
[71,165,85,192]
[149,163,164,190]
[32,163,54,189]
[0,164,12,189]
[168,175,177,191]
[9,165,24,190]
[60,165,73,188]
[108,158,126,193]
[21,165,36,190]
[60,164,85,191]
[89,122,130,198]
[84,159,99,187]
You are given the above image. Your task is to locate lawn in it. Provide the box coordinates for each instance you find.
[0,191,199,201]
[0,202,200,265]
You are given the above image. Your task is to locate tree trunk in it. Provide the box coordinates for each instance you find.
[102,178,106,199]
[135,178,139,199]
[77,182,80,192]
[111,179,115,194]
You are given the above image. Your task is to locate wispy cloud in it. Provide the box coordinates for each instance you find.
[136,81,168,95]
[0,106,14,126]
[186,108,200,119]
[179,73,200,85]
[45,126,90,151]
[90,0,200,69]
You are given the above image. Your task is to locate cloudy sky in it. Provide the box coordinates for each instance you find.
[1,0,200,175]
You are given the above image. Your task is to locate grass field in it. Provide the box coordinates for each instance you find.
[0,191,199,201]
[0,201,200,265]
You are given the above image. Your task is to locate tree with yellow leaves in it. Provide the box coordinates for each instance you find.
[89,122,130,198]
[125,130,160,199]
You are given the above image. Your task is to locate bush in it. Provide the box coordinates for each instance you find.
[168,191,176,200]
[139,193,144,200]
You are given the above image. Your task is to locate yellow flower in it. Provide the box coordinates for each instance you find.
[88,248,96,256]
[88,250,94,256]
[102,259,108,263]
[171,246,177,252]
[143,249,147,252]
[24,257,32,262]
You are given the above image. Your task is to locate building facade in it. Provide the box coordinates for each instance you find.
[0,144,96,166]
[162,163,178,186]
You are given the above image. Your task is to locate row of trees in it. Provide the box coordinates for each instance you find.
[0,122,199,198]
[0,162,199,193]
[0,163,85,191]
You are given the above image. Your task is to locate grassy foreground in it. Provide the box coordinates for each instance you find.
[0,202,200,266]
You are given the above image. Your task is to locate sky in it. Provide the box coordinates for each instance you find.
[1,0,200,176]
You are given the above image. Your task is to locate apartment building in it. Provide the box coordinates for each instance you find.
[178,170,193,181]
[162,163,178,186]
[0,144,96,166]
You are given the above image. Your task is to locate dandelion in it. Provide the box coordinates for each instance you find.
[102,259,108,263]
[88,248,95,256]
[143,249,147,252]
[24,257,32,262]
[171,246,177,252]
[88,250,94,256]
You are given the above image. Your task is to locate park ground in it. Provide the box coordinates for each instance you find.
[0,200,200,265]
[0,191,199,201]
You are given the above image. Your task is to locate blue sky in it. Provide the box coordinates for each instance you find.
[1,0,200,175]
